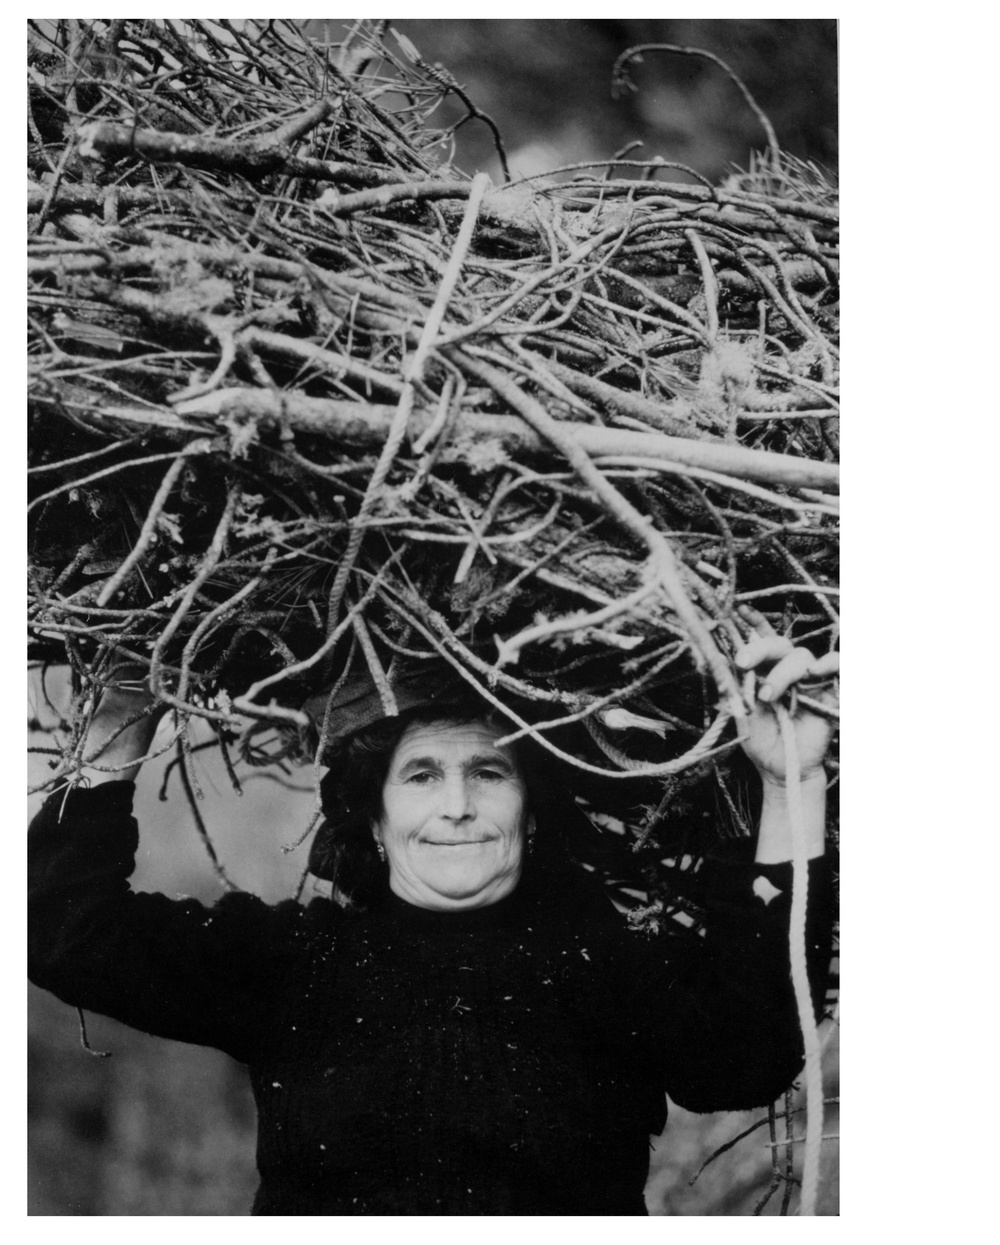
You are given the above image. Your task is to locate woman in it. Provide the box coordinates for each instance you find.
[28,635,834,1215]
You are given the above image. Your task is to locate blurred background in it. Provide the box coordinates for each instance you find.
[28,17,838,1216]
[382,18,837,182]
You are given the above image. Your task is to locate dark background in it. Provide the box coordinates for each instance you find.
[28,17,838,1216]
[385,18,837,182]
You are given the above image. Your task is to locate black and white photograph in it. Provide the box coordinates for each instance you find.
[27,17,841,1217]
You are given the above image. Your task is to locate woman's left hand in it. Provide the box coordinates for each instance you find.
[734,611,838,785]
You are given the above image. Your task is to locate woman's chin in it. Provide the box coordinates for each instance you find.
[397,851,520,907]
[421,864,500,899]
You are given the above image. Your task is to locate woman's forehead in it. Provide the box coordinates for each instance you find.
[390,718,517,764]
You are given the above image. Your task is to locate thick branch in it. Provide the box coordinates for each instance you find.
[76,121,405,187]
[170,387,838,492]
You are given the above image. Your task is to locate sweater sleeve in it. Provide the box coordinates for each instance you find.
[28,781,323,1063]
[652,852,834,1114]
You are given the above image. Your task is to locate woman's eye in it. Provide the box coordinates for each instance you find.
[407,771,436,785]
[475,769,504,781]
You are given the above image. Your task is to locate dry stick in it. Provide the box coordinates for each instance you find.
[734,232,837,361]
[75,701,177,779]
[41,544,94,601]
[537,359,705,440]
[411,374,456,455]
[436,219,635,350]
[583,710,729,773]
[213,723,243,796]
[483,526,608,611]
[309,631,359,777]
[594,456,838,517]
[75,1007,111,1058]
[233,552,404,725]
[31,126,79,238]
[409,53,511,183]
[451,491,500,581]
[322,180,476,217]
[168,388,839,493]
[601,266,710,342]
[148,484,240,692]
[322,171,491,640]
[95,440,213,607]
[736,250,830,369]
[149,552,280,715]
[28,438,139,476]
[26,450,186,515]
[612,43,779,154]
[239,328,404,398]
[775,703,823,1217]
[51,233,422,323]
[41,698,183,797]
[494,583,658,668]
[167,326,238,405]
[259,97,337,150]
[684,228,718,344]
[383,588,738,779]
[76,120,399,187]
[351,611,398,716]
[765,1134,839,1149]
[477,165,836,226]
[688,1112,774,1186]
[449,349,746,729]
[495,642,692,751]
[779,1088,796,1216]
[503,343,596,422]
[407,173,492,381]
[756,361,838,411]
[380,578,582,708]
[175,737,239,893]
[735,584,839,602]
[30,390,198,438]
[754,1105,783,1214]
[774,542,841,626]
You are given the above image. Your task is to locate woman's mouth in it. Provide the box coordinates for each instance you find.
[423,838,491,847]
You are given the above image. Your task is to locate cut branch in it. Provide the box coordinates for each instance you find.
[171,387,839,492]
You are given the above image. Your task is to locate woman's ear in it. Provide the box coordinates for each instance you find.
[526,814,536,838]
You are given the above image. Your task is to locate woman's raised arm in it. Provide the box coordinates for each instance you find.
[77,666,166,786]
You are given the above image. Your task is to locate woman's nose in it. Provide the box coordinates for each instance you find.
[439,775,474,821]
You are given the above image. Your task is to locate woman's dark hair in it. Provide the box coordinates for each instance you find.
[310,698,565,907]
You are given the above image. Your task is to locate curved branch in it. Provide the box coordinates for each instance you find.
[449,348,745,719]
[612,43,779,154]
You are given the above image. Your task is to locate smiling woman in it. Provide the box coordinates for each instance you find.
[310,686,564,911]
[28,649,834,1215]
[376,722,533,910]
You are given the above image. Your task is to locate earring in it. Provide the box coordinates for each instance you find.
[376,841,386,862]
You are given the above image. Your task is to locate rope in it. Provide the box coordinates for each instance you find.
[775,702,824,1215]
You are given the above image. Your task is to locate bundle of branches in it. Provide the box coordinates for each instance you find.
[28,19,838,871]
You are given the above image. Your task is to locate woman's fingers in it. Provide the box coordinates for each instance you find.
[737,604,778,638]
[756,648,814,702]
[735,612,839,704]
[757,650,839,704]
[734,634,794,670]
[809,652,840,678]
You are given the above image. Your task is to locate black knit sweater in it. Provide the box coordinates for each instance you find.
[28,782,832,1216]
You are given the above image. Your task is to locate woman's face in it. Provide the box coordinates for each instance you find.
[374,719,533,911]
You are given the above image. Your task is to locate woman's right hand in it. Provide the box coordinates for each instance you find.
[82,665,167,784]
